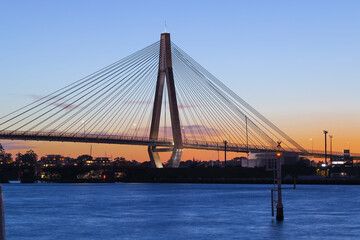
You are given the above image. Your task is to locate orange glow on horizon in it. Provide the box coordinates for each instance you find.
[2,113,359,164]
[3,140,246,162]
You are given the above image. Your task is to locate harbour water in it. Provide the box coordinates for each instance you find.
[2,183,360,239]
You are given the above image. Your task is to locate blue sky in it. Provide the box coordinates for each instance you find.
[1,0,359,152]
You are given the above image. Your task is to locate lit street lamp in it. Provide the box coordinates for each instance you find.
[329,135,333,163]
[223,140,227,168]
[323,130,328,165]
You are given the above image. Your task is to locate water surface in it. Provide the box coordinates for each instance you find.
[3,183,360,239]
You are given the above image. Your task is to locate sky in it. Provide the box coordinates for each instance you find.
[0,0,359,161]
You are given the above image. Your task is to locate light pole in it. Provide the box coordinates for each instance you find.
[245,116,249,152]
[323,130,328,165]
[329,135,333,164]
[224,140,227,168]
[310,138,313,154]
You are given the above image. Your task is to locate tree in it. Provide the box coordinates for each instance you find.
[17,150,38,166]
[76,155,93,166]
[114,157,126,161]
[0,144,11,164]
[77,155,93,161]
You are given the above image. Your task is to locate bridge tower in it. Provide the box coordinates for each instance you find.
[148,33,183,168]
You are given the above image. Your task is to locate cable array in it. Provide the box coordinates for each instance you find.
[0,41,160,141]
[171,42,306,152]
[0,39,306,153]
[172,42,306,152]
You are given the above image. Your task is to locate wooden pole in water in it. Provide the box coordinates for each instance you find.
[271,189,274,217]
[276,142,284,221]
[0,186,5,240]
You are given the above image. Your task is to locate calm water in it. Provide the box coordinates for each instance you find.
[2,183,360,240]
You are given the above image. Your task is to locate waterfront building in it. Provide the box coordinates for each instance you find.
[330,150,355,177]
[38,155,77,167]
[242,152,298,168]
[331,150,354,167]
[226,157,246,167]
[39,155,65,167]
[85,157,110,166]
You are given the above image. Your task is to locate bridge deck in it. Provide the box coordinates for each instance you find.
[0,131,359,160]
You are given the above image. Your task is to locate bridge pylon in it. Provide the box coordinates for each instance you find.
[148,32,183,168]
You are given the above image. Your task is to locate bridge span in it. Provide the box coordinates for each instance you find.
[0,130,358,160]
[1,32,358,166]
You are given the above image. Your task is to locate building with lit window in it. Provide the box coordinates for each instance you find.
[85,157,110,166]
[242,152,298,168]
[38,155,76,167]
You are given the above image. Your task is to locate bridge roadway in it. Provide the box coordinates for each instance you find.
[0,130,359,160]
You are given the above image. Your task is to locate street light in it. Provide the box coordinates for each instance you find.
[329,135,333,164]
[309,138,313,154]
[323,130,328,165]
[223,140,227,168]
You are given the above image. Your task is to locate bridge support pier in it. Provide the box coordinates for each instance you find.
[148,32,183,168]
[148,146,163,168]
[168,148,183,168]
[148,146,183,168]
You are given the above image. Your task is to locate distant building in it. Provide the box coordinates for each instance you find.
[298,157,317,167]
[226,157,246,167]
[331,149,353,167]
[39,155,62,167]
[85,157,110,166]
[242,152,299,168]
[330,150,356,177]
[38,155,76,167]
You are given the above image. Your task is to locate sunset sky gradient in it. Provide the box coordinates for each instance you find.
[1,0,359,161]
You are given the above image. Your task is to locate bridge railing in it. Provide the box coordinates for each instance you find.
[0,130,310,154]
[306,149,360,157]
[0,130,172,144]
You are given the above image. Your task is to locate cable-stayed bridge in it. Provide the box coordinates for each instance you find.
[0,33,358,167]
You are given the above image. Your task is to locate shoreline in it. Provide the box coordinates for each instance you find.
[30,177,360,185]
